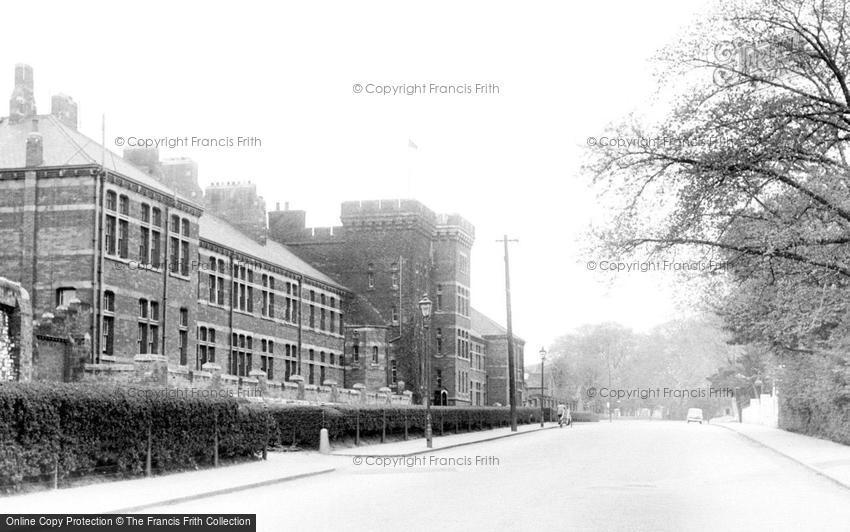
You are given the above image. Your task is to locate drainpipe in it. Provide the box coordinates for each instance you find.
[161,206,170,358]
[229,254,235,375]
[296,274,303,375]
[92,167,104,363]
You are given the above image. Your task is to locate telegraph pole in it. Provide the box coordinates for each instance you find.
[498,235,519,432]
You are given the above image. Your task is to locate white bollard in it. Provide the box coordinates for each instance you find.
[319,428,330,454]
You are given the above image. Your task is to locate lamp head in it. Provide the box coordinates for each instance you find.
[418,293,432,318]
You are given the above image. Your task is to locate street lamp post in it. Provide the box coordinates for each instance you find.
[418,294,433,449]
[539,347,546,427]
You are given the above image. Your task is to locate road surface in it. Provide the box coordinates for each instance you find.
[142,421,850,531]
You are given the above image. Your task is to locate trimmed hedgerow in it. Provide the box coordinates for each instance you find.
[570,411,599,422]
[265,404,555,448]
[0,382,266,493]
[0,382,588,492]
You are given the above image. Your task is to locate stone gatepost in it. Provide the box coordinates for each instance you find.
[353,383,366,405]
[397,380,405,393]
[0,278,33,382]
[249,369,268,398]
[378,387,392,404]
[289,374,305,400]
[324,379,339,403]
[402,390,413,405]
[133,354,168,386]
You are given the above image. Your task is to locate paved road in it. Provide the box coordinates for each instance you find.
[143,421,850,531]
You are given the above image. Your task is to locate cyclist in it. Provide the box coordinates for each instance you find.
[557,403,567,426]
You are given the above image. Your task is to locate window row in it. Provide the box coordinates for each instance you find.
[350,344,380,364]
[366,262,400,290]
[456,329,470,359]
[457,370,470,394]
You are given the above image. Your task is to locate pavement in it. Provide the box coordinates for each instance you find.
[717,421,850,490]
[333,420,559,456]
[135,420,850,531]
[0,422,556,514]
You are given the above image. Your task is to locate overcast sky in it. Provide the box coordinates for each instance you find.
[2,0,716,359]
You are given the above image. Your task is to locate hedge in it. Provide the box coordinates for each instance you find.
[777,353,850,445]
[570,411,599,422]
[266,405,550,448]
[0,383,267,492]
[0,382,582,492]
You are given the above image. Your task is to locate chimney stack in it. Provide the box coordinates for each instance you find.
[51,94,78,129]
[9,64,36,123]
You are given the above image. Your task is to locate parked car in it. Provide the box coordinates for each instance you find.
[686,408,704,424]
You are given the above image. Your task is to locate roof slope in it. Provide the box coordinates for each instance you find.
[1,114,344,291]
[471,307,525,343]
[0,114,181,198]
[199,214,346,291]
[344,293,387,326]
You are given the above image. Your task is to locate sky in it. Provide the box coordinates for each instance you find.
[1,0,716,358]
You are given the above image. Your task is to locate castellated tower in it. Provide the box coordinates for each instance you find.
[161,158,202,201]
[269,199,476,405]
[204,181,268,242]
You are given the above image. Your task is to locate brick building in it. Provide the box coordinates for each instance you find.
[0,64,347,388]
[471,308,526,406]
[269,200,524,405]
[0,64,525,405]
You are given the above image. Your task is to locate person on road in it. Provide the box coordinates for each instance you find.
[557,403,567,426]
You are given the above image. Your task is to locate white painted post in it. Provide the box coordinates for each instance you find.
[319,428,330,454]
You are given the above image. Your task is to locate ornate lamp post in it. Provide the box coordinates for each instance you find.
[418,294,433,448]
[539,347,547,427]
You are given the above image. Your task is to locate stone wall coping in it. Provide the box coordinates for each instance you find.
[248,369,267,377]
[241,377,259,385]
[201,362,222,371]
[283,382,299,389]
[168,366,190,375]
[288,374,305,383]
[192,370,212,379]
[352,383,366,390]
[378,387,392,393]
[134,354,168,363]
[304,384,319,391]
[318,386,331,392]
[84,363,134,372]
[221,374,239,383]
[402,391,413,396]
[322,379,338,386]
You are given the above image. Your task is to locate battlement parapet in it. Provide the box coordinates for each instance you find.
[436,213,475,241]
[341,199,436,221]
